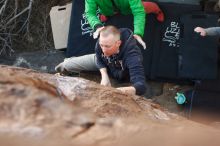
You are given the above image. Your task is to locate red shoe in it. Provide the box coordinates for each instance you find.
[142,1,165,22]
[99,14,108,22]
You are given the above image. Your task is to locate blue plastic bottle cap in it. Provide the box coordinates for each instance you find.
[175,93,186,104]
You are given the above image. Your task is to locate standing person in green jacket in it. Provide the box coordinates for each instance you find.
[85,0,164,49]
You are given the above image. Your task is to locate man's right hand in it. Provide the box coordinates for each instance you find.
[100,68,111,86]
[194,27,207,36]
[100,77,111,86]
[93,26,105,39]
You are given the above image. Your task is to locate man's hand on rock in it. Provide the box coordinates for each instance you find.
[100,76,111,87]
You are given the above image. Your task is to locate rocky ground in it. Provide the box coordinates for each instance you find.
[1,50,220,124]
[0,65,220,146]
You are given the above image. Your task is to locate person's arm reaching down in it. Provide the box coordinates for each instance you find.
[126,52,146,95]
[194,27,220,36]
[100,68,111,86]
[128,0,146,37]
[85,0,103,31]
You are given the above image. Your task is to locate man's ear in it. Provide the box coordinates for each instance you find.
[116,40,122,47]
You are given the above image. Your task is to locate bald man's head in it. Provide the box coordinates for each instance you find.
[99,26,121,57]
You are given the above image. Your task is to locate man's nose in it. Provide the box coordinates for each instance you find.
[102,47,108,52]
[102,49,109,56]
[102,49,108,54]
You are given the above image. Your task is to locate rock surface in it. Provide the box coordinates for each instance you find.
[0,65,220,146]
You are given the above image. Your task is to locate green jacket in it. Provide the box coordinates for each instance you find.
[85,0,146,37]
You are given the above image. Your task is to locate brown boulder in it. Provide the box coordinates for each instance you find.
[0,65,220,146]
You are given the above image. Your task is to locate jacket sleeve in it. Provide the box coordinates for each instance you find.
[85,0,103,30]
[205,27,220,36]
[128,0,146,37]
[125,50,146,95]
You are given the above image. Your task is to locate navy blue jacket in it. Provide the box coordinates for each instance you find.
[95,28,146,95]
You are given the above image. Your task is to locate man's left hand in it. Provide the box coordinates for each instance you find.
[133,34,146,50]
[117,87,136,95]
